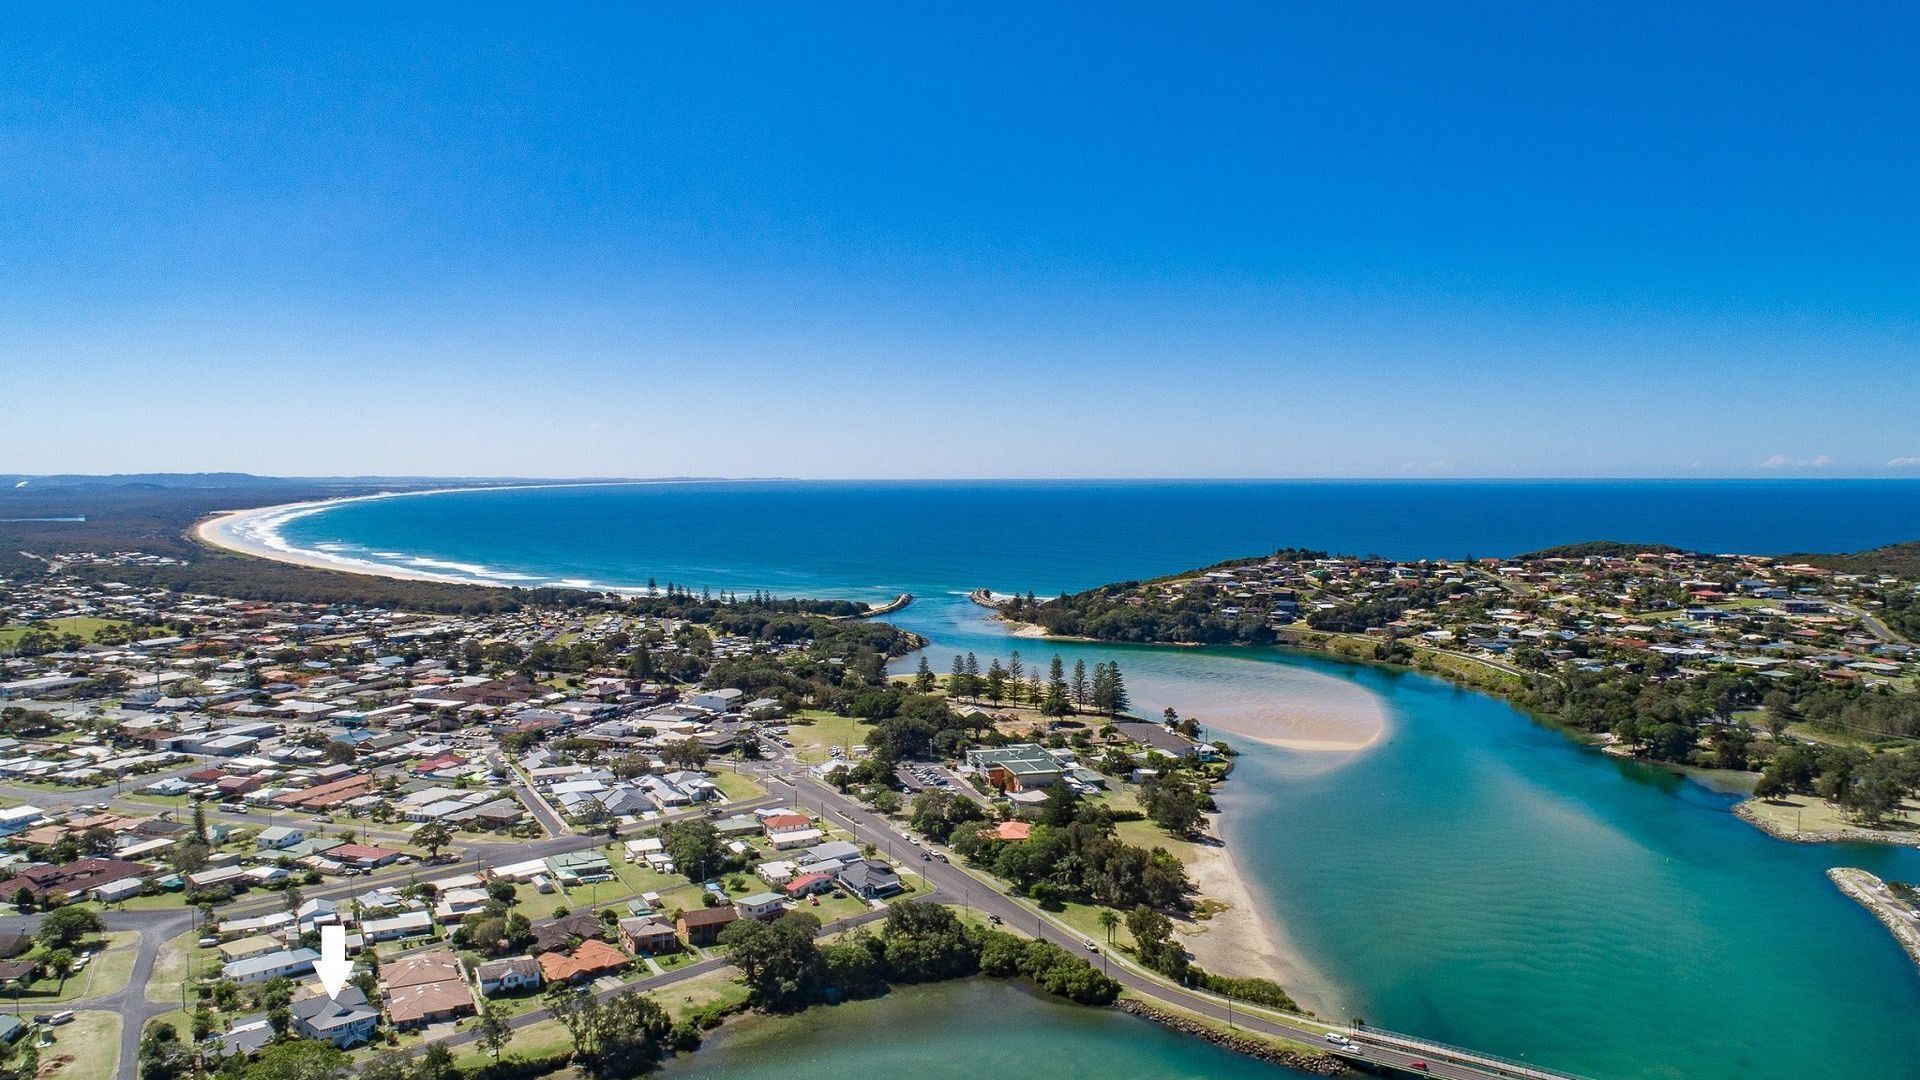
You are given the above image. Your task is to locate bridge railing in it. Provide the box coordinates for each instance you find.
[1345,1026,1594,1080]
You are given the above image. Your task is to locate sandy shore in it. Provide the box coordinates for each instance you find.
[194,481,665,587]
[1177,823,1339,1018]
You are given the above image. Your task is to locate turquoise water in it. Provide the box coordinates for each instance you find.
[659,979,1313,1079]
[276,481,1920,1079]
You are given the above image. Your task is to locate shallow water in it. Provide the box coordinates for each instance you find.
[658,979,1316,1079]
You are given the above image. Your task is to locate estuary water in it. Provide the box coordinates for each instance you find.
[275,480,1920,1078]
[658,979,1318,1079]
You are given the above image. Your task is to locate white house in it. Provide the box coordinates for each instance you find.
[223,947,320,985]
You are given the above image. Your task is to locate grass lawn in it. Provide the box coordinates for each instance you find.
[658,966,750,1024]
[92,891,192,914]
[803,892,871,924]
[1113,817,1198,862]
[1784,721,1914,751]
[39,1010,121,1080]
[146,930,216,1005]
[650,949,692,971]
[18,932,140,1002]
[143,1009,191,1040]
[783,712,874,765]
[451,1017,573,1070]
[510,858,705,922]
[117,794,193,809]
[1054,901,1135,951]
[708,769,764,802]
[1744,790,1920,837]
[599,858,686,902]
[480,989,551,1019]
[0,616,129,648]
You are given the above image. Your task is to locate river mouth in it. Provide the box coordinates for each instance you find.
[224,480,1920,1080]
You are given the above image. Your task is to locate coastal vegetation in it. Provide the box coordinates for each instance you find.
[719,901,1120,1011]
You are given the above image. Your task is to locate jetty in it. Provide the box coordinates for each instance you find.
[968,587,997,609]
[854,592,913,619]
[1830,867,1920,968]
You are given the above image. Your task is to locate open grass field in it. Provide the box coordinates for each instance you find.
[1112,817,1198,862]
[0,616,127,648]
[657,966,750,1024]
[18,931,139,1002]
[783,711,874,765]
[39,1010,120,1080]
[450,1017,572,1070]
[146,930,215,1005]
[708,769,765,802]
[1744,790,1920,839]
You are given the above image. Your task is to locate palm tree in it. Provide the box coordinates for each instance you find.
[1097,909,1118,944]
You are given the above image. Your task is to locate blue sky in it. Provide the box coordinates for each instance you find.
[4,4,1917,479]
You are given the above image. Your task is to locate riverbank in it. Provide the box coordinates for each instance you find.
[1179,823,1339,1018]
[1738,793,1920,848]
[1828,868,1920,969]
[658,978,1337,1079]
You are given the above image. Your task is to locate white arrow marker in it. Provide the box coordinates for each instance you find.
[315,923,353,1000]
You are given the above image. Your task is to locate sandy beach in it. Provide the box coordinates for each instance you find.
[1178,825,1340,1018]
[196,492,506,584]
[193,481,664,587]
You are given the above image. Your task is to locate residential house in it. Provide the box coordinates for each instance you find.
[218,935,284,964]
[218,1015,275,1058]
[543,850,612,887]
[676,906,738,946]
[736,892,787,921]
[798,840,862,871]
[0,857,152,902]
[617,918,679,955]
[529,912,606,953]
[783,872,834,898]
[224,947,320,985]
[360,911,433,943]
[835,859,903,899]
[255,825,305,850]
[473,957,542,996]
[536,939,629,984]
[291,986,380,1048]
[383,951,475,1029]
[328,843,402,869]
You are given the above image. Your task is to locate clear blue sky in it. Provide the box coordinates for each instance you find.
[4,4,1917,479]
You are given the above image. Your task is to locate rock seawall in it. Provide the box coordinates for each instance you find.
[1829,867,1920,970]
[1114,999,1348,1075]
